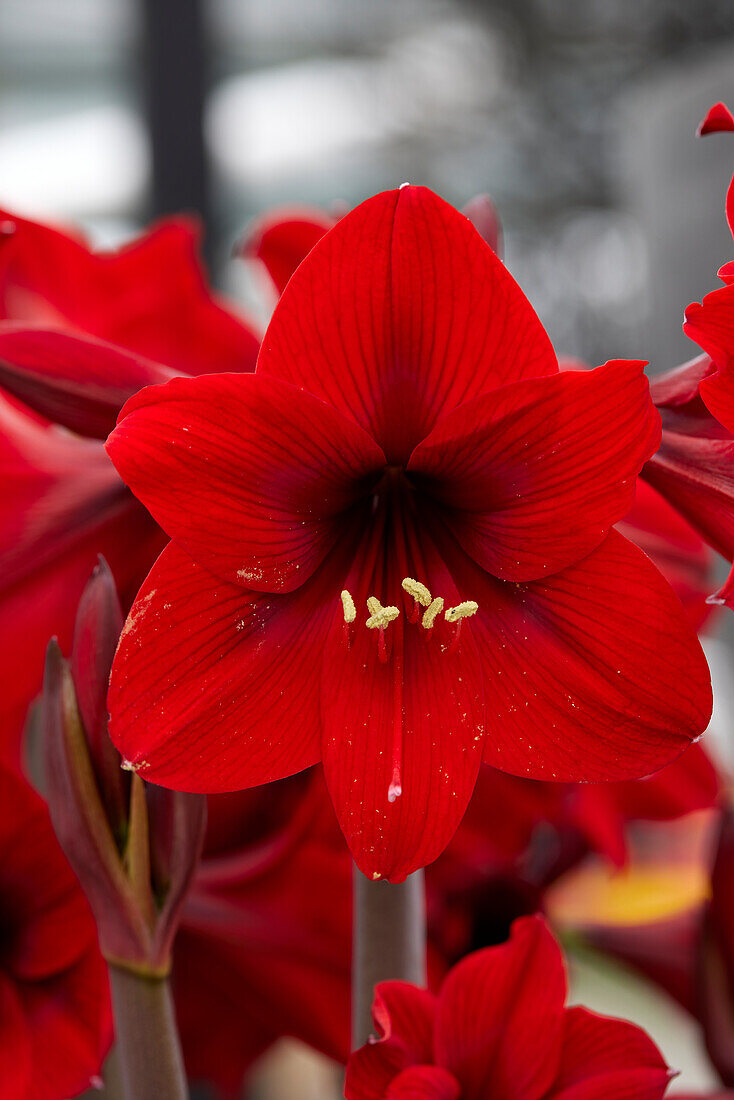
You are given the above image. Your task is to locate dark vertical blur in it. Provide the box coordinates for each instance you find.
[138,0,210,232]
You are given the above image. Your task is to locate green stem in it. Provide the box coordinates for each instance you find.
[108,965,188,1100]
[352,866,426,1048]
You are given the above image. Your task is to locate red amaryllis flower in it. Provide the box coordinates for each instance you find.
[107,186,711,882]
[0,211,261,756]
[0,763,112,1098]
[174,771,351,1096]
[345,915,672,1100]
[241,192,502,298]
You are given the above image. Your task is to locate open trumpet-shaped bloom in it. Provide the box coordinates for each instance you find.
[108,186,711,881]
[345,916,672,1100]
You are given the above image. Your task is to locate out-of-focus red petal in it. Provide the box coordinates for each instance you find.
[321,540,485,882]
[108,537,357,791]
[648,354,715,409]
[387,1065,461,1099]
[438,529,711,782]
[0,324,175,438]
[435,916,565,1100]
[0,395,163,759]
[0,974,31,1096]
[550,1006,670,1100]
[176,782,350,1092]
[257,186,557,464]
[108,372,384,592]
[240,206,337,296]
[409,361,659,581]
[0,211,261,375]
[461,194,503,257]
[345,983,437,1100]
[642,428,734,573]
[19,947,112,1100]
[698,102,734,135]
[616,481,716,631]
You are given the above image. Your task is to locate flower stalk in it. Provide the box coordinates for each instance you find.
[109,966,188,1100]
[352,866,427,1048]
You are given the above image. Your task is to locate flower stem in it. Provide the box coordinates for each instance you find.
[108,965,188,1100]
[352,866,427,1048]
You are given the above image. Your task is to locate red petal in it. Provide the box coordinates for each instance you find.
[698,102,734,135]
[322,541,485,882]
[0,975,31,1096]
[0,324,175,438]
[345,983,437,1100]
[435,916,566,1100]
[616,480,716,631]
[648,353,715,408]
[240,206,336,296]
[608,741,720,823]
[108,372,384,592]
[108,538,356,791]
[550,1007,669,1100]
[437,529,711,782]
[642,429,734,569]
[461,194,503,257]
[387,1066,461,1100]
[20,946,112,1100]
[176,780,351,1090]
[409,361,659,581]
[0,211,261,375]
[685,289,734,389]
[258,187,557,463]
[0,396,162,757]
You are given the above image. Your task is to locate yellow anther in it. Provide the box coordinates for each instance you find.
[365,597,400,630]
[340,589,356,624]
[422,596,444,629]
[401,577,432,607]
[445,601,479,623]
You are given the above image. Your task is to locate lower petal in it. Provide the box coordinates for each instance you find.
[109,538,355,792]
[441,529,711,782]
[321,546,485,882]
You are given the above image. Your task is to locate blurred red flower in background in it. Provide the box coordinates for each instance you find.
[345,915,672,1100]
[0,212,261,761]
[0,764,111,1099]
[107,185,711,882]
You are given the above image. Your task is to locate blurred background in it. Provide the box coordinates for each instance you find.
[4,2,734,1096]
[2,0,734,370]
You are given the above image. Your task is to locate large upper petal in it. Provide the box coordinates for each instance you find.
[108,536,358,792]
[107,372,384,592]
[549,1007,670,1100]
[409,361,660,581]
[435,916,566,1100]
[257,186,557,463]
[321,536,485,882]
[434,526,711,782]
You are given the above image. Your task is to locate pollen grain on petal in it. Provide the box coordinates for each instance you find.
[445,600,479,623]
[340,589,357,623]
[401,577,432,606]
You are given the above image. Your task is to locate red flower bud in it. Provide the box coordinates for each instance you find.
[42,557,206,976]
